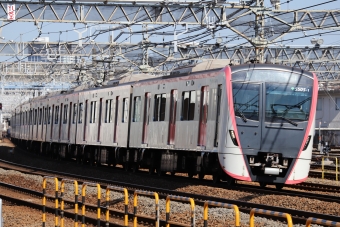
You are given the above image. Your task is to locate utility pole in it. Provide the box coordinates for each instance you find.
[252,0,266,63]
[251,0,281,63]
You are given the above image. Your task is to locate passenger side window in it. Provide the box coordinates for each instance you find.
[105,99,113,123]
[39,108,43,125]
[133,96,141,122]
[63,104,68,124]
[34,109,38,125]
[181,91,196,121]
[48,107,51,124]
[44,107,48,125]
[73,104,77,124]
[78,103,83,124]
[154,94,166,121]
[90,101,97,123]
[55,106,59,124]
[30,110,32,125]
[122,98,129,123]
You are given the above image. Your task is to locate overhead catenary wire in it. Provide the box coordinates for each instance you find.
[0,0,332,57]
[0,0,337,79]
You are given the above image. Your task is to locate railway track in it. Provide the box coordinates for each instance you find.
[1,159,340,226]
[0,182,156,227]
[1,157,340,196]
[293,182,340,193]
[310,165,338,171]
[309,170,340,180]
[2,154,340,194]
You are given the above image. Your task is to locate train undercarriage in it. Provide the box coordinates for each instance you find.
[12,138,288,189]
[13,138,237,185]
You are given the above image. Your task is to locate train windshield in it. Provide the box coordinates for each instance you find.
[232,83,260,122]
[265,83,313,123]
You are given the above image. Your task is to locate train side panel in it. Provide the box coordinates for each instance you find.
[98,87,118,146]
[59,93,79,144]
[76,85,131,148]
[31,99,44,142]
[39,99,49,143]
[13,106,21,139]
[45,98,52,143]
[130,71,224,151]
[49,96,61,143]
[21,102,31,141]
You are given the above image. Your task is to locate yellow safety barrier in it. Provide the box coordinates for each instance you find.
[105,186,129,227]
[306,217,340,227]
[42,176,59,227]
[203,201,240,227]
[59,179,79,227]
[166,195,195,227]
[81,182,101,227]
[250,208,293,227]
[133,190,159,227]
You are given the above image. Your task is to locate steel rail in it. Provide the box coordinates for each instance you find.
[309,171,339,180]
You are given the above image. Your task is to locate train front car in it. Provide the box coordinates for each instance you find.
[221,64,318,188]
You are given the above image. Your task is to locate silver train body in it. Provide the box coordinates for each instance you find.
[10,64,318,185]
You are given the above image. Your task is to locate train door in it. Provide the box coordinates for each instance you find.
[232,82,261,149]
[168,90,177,145]
[142,93,151,144]
[198,86,209,146]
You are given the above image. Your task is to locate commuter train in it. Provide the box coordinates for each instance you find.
[10,63,318,189]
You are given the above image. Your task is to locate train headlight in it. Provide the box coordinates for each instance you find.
[303,135,311,151]
[229,130,239,146]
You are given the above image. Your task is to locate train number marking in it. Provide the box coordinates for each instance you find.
[291,87,310,92]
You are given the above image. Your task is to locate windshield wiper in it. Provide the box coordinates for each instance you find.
[271,97,311,116]
[272,115,298,126]
[235,109,247,122]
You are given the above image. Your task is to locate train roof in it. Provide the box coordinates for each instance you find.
[230,64,315,77]
[17,63,315,108]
